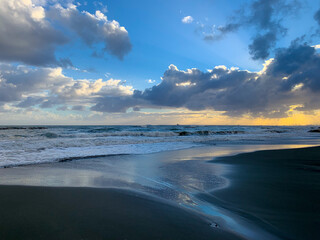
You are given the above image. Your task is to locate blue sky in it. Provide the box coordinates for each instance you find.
[60,0,260,89]
[0,0,320,125]
[57,0,318,90]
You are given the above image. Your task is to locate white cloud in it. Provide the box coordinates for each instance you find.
[93,1,108,13]
[147,79,156,84]
[0,0,67,66]
[0,0,132,66]
[48,4,132,60]
[182,16,194,24]
[0,63,134,110]
[92,44,320,118]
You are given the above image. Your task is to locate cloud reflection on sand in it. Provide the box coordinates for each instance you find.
[1,143,311,240]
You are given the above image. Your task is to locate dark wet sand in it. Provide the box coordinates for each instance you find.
[0,185,244,240]
[201,146,320,240]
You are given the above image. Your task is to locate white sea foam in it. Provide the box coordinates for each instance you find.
[0,142,199,168]
[0,125,319,167]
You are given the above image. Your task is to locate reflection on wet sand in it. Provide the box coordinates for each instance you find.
[0,143,317,240]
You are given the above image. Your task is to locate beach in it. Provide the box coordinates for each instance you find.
[0,186,244,240]
[203,146,320,240]
[0,141,319,239]
[2,0,320,238]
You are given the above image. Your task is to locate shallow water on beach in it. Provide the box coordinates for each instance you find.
[1,143,319,240]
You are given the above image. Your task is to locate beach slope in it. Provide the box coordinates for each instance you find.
[0,186,244,240]
[202,146,320,240]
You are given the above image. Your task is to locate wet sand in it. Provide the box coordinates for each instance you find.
[201,146,320,240]
[0,185,244,240]
[0,144,319,239]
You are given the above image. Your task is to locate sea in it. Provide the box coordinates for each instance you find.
[0,125,319,168]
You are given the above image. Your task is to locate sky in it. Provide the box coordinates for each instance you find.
[0,0,320,125]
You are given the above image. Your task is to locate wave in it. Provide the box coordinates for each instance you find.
[1,153,132,168]
[42,132,59,138]
[97,131,179,137]
[0,126,47,130]
[264,130,288,133]
[0,125,315,169]
[0,142,200,168]
[58,153,131,162]
[87,127,122,133]
[2,129,249,139]
[178,130,245,136]
[87,130,247,137]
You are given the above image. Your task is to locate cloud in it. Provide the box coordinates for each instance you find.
[92,43,320,118]
[147,79,156,84]
[91,96,146,113]
[0,63,133,111]
[0,64,69,104]
[93,1,108,13]
[182,16,194,24]
[0,0,131,66]
[0,0,68,66]
[72,105,86,111]
[2,41,320,120]
[48,4,132,60]
[201,0,301,60]
[314,9,320,25]
[249,31,277,60]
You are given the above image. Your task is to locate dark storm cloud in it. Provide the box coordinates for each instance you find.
[92,44,320,118]
[203,0,300,60]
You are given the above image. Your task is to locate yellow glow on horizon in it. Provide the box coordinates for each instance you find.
[156,109,320,126]
[1,106,320,126]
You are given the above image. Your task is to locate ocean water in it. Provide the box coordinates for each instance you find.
[0,125,319,168]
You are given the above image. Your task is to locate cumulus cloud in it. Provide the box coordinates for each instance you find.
[182,16,194,24]
[0,0,67,66]
[48,4,131,60]
[0,0,131,66]
[1,40,319,119]
[0,63,133,111]
[202,0,301,60]
[92,43,320,118]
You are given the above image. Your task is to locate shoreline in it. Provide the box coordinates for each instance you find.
[0,144,319,239]
[204,146,320,240]
[2,138,320,169]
